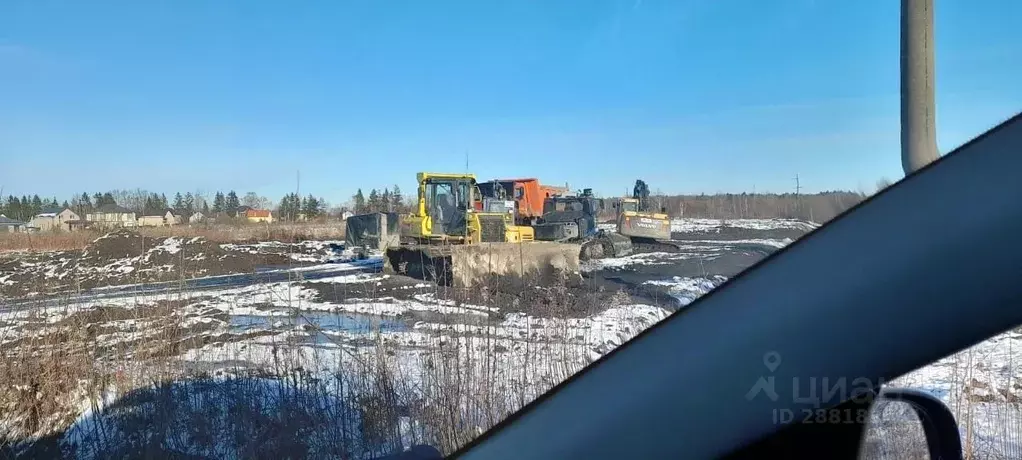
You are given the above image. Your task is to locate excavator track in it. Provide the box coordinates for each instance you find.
[629,237,685,255]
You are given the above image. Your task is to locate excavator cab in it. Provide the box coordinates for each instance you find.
[619,198,639,214]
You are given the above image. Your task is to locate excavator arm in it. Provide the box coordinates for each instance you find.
[633,179,651,212]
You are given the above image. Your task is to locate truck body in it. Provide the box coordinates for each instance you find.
[477,178,569,226]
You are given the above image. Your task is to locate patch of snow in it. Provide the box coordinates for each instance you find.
[676,238,795,249]
[151,237,182,255]
[671,218,818,233]
[643,276,726,305]
[582,251,706,272]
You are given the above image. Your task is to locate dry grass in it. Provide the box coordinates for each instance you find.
[0,272,608,458]
[0,223,346,252]
[0,232,96,252]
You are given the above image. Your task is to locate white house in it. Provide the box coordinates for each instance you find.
[138,209,180,227]
[29,207,82,232]
[86,205,137,228]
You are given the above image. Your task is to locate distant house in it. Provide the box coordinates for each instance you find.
[233,206,253,218]
[168,210,183,225]
[86,205,137,228]
[189,211,206,224]
[0,215,27,233]
[138,209,180,227]
[29,207,83,232]
[341,211,354,221]
[246,209,273,223]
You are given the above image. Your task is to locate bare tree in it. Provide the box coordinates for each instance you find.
[875,178,895,193]
[242,192,271,210]
[110,188,151,213]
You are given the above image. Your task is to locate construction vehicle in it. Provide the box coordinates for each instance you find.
[532,189,633,260]
[478,178,570,226]
[380,172,581,288]
[613,179,680,253]
[531,180,681,260]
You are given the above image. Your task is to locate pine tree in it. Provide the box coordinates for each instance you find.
[382,188,392,212]
[18,196,29,220]
[173,192,185,211]
[226,191,240,215]
[301,194,320,218]
[202,201,210,215]
[213,192,225,214]
[102,192,116,207]
[80,192,93,212]
[61,200,69,209]
[3,196,17,218]
[277,193,302,221]
[183,193,195,213]
[353,189,366,214]
[368,189,380,212]
[30,195,43,216]
[391,185,403,213]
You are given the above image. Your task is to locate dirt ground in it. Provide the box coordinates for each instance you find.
[0,229,341,298]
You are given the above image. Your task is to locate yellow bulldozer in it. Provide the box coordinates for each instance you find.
[381,172,581,288]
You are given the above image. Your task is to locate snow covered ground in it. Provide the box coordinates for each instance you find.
[3,219,1020,458]
[671,217,819,234]
[597,217,818,235]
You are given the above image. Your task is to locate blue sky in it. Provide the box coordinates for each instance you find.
[2,0,1020,206]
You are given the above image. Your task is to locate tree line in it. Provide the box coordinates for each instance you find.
[351,185,407,214]
[2,184,881,225]
[1,189,331,223]
[598,191,868,223]
[1,195,69,221]
[276,193,327,221]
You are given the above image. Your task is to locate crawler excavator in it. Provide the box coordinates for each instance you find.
[380,172,581,288]
[613,179,683,254]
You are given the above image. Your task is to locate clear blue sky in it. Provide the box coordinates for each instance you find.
[2,0,1020,206]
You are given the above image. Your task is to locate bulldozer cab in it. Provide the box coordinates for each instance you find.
[421,175,473,237]
[543,195,597,216]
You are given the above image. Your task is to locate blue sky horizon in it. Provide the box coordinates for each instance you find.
[2,0,1020,207]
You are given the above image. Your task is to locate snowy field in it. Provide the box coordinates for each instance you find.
[1,219,1019,458]
[671,217,819,233]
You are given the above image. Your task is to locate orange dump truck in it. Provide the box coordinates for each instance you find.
[478,178,569,225]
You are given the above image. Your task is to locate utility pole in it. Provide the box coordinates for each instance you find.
[901,0,939,175]
[793,174,802,218]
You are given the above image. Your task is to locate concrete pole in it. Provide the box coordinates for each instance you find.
[901,0,939,175]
